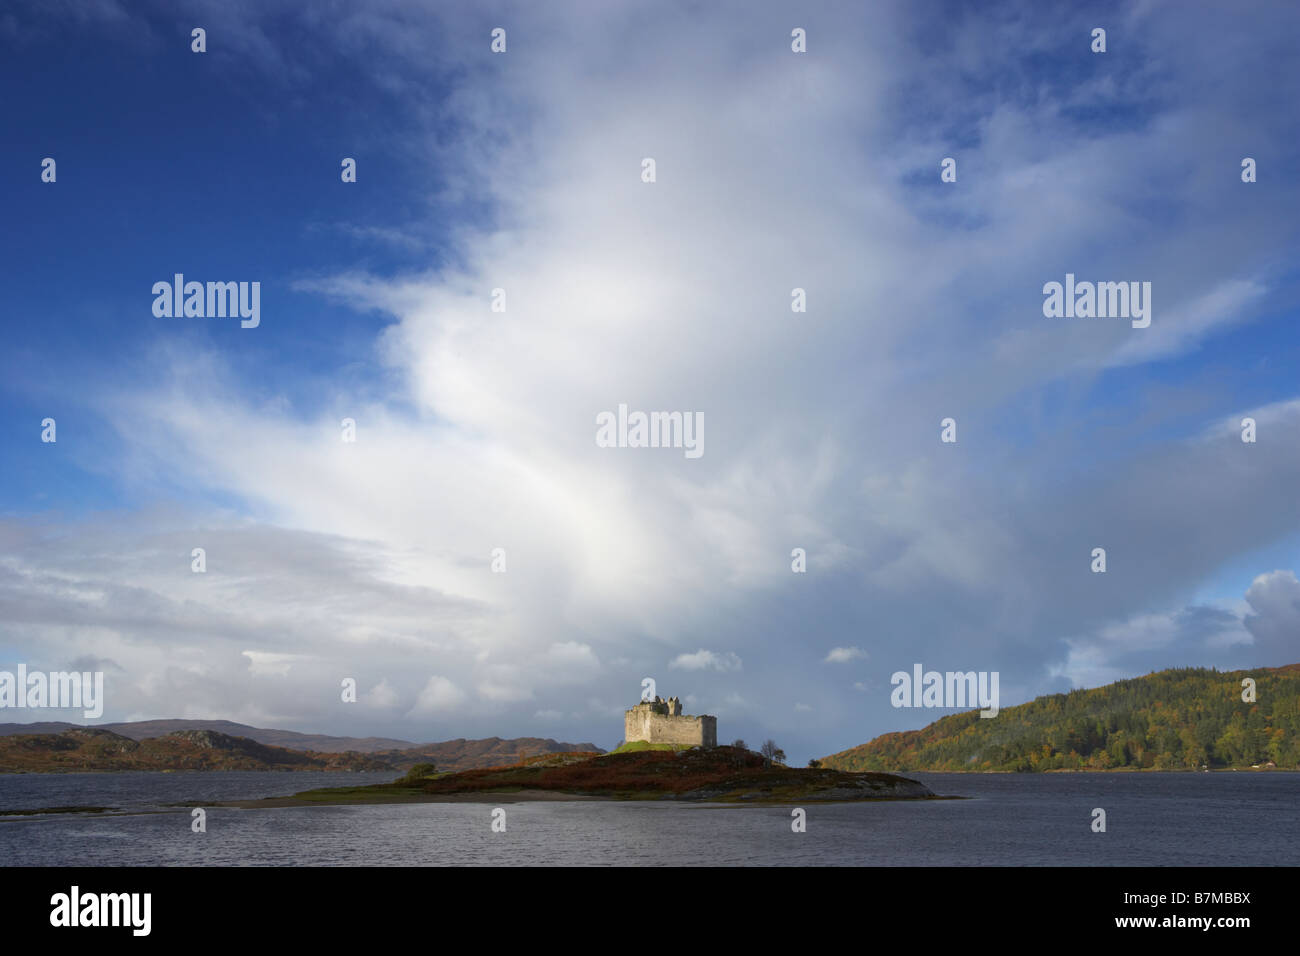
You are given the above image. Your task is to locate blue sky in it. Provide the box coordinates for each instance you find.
[2,0,1298,764]
[2,4,454,512]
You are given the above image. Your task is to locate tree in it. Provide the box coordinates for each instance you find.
[807,758,822,769]
[727,740,751,768]
[760,740,786,767]
[402,762,437,782]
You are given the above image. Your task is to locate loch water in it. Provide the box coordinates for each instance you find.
[1,769,1296,866]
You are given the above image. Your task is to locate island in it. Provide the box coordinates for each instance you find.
[226,692,937,808]
[225,744,936,808]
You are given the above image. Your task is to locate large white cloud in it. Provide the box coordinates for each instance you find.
[6,0,1300,761]
[1243,570,1300,666]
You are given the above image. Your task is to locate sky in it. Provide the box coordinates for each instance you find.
[1,0,1298,765]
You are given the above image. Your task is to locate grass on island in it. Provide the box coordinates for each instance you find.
[607,741,697,754]
[288,762,461,803]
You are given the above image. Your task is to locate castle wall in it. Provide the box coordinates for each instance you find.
[624,704,717,748]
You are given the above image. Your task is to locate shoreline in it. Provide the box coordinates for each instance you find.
[219,789,957,810]
[897,767,1291,774]
[0,791,962,818]
[223,789,608,808]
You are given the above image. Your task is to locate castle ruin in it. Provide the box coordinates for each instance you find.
[624,695,717,748]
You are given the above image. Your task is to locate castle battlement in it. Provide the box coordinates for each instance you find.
[624,695,717,748]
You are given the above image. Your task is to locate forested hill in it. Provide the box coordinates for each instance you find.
[821,664,1300,772]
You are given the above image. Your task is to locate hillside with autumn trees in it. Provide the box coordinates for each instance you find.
[821,664,1300,772]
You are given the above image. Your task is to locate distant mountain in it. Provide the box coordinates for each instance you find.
[0,719,417,753]
[0,728,395,773]
[821,664,1300,772]
[0,719,603,773]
